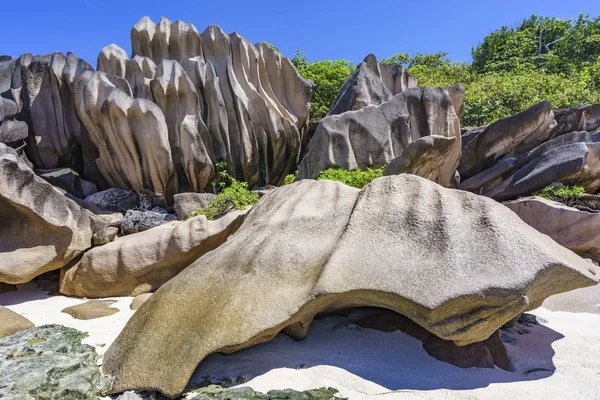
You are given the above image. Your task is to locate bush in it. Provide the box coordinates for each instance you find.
[535,184,586,206]
[316,167,384,188]
[284,171,298,185]
[193,162,259,220]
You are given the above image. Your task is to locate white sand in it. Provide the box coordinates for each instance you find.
[1,286,600,399]
[0,288,135,355]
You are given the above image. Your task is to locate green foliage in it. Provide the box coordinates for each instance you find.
[260,41,280,52]
[193,162,259,220]
[316,167,384,188]
[291,50,354,120]
[284,171,298,185]
[535,184,586,206]
[472,14,600,74]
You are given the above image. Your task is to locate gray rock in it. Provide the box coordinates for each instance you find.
[36,168,98,199]
[102,175,598,397]
[0,325,111,399]
[85,188,141,213]
[0,149,109,284]
[383,135,457,185]
[187,387,341,400]
[173,192,216,219]
[297,85,463,187]
[328,53,417,116]
[0,119,28,143]
[121,209,177,235]
[549,104,600,139]
[92,226,119,246]
[1,97,18,119]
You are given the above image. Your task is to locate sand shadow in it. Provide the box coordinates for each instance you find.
[188,308,563,392]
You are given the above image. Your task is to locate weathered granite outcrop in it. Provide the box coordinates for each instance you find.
[328,53,418,116]
[0,147,108,284]
[60,210,248,297]
[0,306,34,338]
[102,175,598,397]
[297,85,464,187]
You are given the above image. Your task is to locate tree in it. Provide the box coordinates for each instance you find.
[291,50,354,120]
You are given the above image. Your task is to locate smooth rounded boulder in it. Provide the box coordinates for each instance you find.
[102,175,598,398]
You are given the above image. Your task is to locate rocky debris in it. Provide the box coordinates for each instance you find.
[36,167,98,199]
[61,299,120,320]
[60,210,248,297]
[102,175,598,397]
[297,85,464,186]
[505,196,600,263]
[0,149,109,284]
[328,53,417,116]
[130,293,153,310]
[85,188,142,213]
[0,324,111,399]
[383,135,458,185]
[173,192,216,219]
[355,310,513,371]
[0,306,34,338]
[121,209,178,235]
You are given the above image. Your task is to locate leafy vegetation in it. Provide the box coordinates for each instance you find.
[291,50,355,120]
[291,14,600,126]
[193,162,259,220]
[535,184,586,206]
[316,167,384,189]
[284,171,298,185]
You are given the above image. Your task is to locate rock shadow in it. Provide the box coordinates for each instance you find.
[188,307,563,392]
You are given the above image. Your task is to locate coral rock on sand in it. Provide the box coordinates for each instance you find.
[102,175,598,397]
[60,210,248,297]
[0,147,109,284]
[61,299,120,320]
[296,85,464,187]
[0,325,111,399]
[0,305,34,338]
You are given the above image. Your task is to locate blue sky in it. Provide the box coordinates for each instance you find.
[3,0,600,67]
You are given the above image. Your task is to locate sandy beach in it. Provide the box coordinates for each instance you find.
[2,285,599,399]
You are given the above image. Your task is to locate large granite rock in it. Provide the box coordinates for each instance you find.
[74,70,177,201]
[548,104,600,139]
[173,192,216,219]
[297,85,464,187]
[120,209,178,234]
[0,52,93,170]
[102,175,598,397]
[505,196,600,263]
[460,130,600,200]
[60,210,248,297]
[96,16,313,189]
[0,149,108,284]
[0,325,111,399]
[0,306,34,338]
[459,101,556,181]
[36,167,98,199]
[328,53,417,116]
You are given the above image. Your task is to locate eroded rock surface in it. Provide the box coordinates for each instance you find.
[60,210,248,297]
[103,175,598,397]
[297,85,464,186]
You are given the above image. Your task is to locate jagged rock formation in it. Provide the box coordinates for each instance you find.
[0,147,109,284]
[328,54,418,116]
[0,52,93,170]
[102,175,598,397]
[506,196,600,263]
[458,102,600,200]
[0,325,111,399]
[297,85,464,187]
[60,210,248,297]
[36,168,97,199]
[96,16,313,192]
